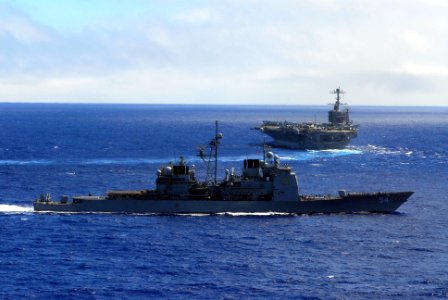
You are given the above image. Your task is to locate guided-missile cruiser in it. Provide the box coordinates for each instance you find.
[34,122,411,214]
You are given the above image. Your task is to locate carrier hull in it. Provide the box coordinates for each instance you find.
[33,192,412,214]
[261,126,357,150]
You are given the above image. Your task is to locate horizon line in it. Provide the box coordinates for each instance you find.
[0,101,447,108]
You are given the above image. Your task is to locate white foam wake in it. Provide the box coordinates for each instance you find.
[217,212,293,216]
[0,149,364,167]
[0,204,34,213]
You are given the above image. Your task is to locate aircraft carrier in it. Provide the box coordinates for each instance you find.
[258,87,358,150]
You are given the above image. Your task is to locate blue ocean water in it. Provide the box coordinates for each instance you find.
[0,103,447,299]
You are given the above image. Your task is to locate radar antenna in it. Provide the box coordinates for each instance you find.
[262,141,271,162]
[330,87,346,111]
[197,121,223,185]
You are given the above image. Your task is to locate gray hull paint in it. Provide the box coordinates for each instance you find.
[262,128,355,150]
[33,192,412,214]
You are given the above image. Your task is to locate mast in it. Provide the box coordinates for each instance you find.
[262,138,266,162]
[214,120,219,184]
[198,121,223,185]
[331,87,345,111]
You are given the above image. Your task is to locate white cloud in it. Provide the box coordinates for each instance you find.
[0,17,50,43]
[400,30,433,53]
[0,4,51,44]
[394,64,448,77]
[0,0,447,105]
[172,7,213,24]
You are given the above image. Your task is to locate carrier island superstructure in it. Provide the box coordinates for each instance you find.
[258,87,358,150]
[34,121,412,214]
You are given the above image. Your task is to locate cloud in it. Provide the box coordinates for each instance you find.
[172,7,213,24]
[0,16,50,43]
[0,3,51,44]
[0,0,447,105]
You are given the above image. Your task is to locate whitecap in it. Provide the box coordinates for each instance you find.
[174,213,211,217]
[356,144,413,156]
[0,159,55,165]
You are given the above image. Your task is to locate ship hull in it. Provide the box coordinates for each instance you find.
[33,192,412,214]
[261,127,357,150]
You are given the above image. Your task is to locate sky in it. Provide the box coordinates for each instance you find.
[0,0,447,105]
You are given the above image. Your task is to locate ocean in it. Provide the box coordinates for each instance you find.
[0,103,447,299]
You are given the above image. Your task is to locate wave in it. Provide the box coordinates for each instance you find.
[0,149,363,166]
[217,212,293,216]
[0,159,56,165]
[278,149,362,161]
[355,144,422,157]
[0,158,175,166]
[4,145,430,168]
[133,212,294,217]
[355,144,404,155]
[171,212,294,216]
[0,204,33,213]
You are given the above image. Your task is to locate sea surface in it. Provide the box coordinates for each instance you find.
[0,103,447,299]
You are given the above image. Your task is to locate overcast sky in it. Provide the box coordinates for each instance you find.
[0,0,447,105]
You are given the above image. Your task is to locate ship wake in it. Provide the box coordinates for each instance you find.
[0,149,363,167]
[0,204,34,214]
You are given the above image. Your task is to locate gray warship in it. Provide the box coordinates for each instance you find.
[34,122,412,214]
[258,87,358,149]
